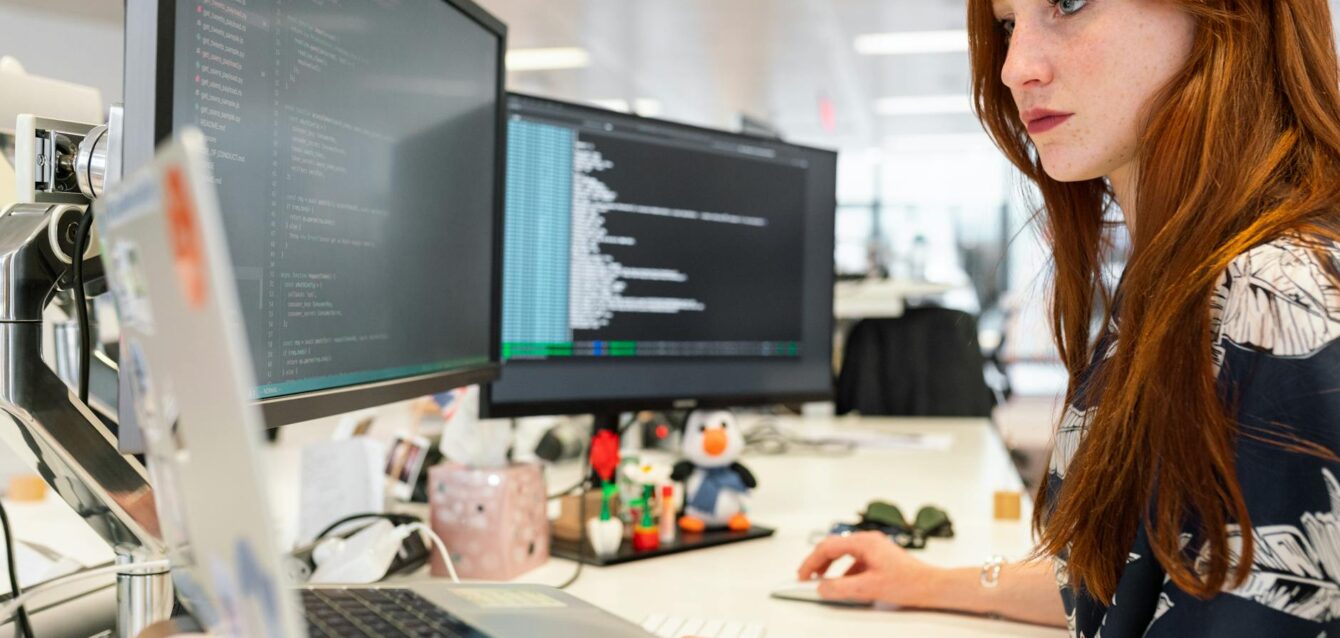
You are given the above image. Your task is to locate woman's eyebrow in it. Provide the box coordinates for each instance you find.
[992,1,1012,19]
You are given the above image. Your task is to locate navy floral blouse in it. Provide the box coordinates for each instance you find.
[1049,236,1340,637]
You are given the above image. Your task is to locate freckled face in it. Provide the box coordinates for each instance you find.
[994,0,1196,182]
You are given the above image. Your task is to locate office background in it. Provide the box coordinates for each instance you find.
[8,0,1333,483]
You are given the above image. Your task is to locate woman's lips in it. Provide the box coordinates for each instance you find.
[1027,113,1072,135]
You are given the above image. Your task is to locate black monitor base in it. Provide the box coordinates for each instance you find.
[551,524,774,566]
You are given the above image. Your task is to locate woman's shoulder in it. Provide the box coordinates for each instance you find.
[1210,232,1340,364]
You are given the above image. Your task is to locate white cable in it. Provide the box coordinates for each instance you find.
[405,523,458,584]
[0,559,171,625]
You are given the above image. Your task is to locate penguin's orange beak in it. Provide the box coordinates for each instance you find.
[702,428,728,456]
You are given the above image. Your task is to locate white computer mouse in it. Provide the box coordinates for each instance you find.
[769,580,873,607]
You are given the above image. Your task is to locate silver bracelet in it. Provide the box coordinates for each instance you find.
[980,554,1005,588]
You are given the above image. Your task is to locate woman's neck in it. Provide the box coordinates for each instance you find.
[1108,163,1138,236]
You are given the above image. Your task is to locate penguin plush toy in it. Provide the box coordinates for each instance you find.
[672,410,757,532]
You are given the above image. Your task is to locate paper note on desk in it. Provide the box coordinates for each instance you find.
[805,428,953,451]
[298,438,386,543]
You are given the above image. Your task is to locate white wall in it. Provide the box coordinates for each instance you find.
[0,3,123,105]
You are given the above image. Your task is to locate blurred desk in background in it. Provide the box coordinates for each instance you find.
[834,279,956,320]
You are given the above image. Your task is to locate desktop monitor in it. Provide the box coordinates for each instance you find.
[484,94,837,420]
[121,0,506,427]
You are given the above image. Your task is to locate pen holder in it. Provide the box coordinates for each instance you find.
[428,462,549,580]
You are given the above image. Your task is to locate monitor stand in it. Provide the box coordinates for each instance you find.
[550,410,774,566]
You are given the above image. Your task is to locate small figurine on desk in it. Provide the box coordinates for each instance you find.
[672,410,757,532]
[623,461,672,551]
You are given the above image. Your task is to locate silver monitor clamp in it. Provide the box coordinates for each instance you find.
[2,106,171,637]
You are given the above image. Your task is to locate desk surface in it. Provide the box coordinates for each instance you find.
[12,414,1065,637]
[501,415,1064,638]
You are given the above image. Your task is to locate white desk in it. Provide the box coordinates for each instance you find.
[501,416,1064,638]
[0,491,119,636]
[12,414,1064,637]
[834,280,955,320]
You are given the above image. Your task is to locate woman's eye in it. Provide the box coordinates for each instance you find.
[1051,0,1088,16]
[1001,18,1016,37]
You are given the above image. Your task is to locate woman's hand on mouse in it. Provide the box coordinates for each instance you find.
[795,531,941,607]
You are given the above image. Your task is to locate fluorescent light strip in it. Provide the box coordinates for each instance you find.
[506,47,591,72]
[874,95,972,116]
[855,30,968,55]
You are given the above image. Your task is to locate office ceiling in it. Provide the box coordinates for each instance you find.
[14,0,1340,158]
[477,0,977,154]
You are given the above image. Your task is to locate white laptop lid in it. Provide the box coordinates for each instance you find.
[97,129,305,638]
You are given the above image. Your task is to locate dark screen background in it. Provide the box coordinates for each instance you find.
[171,0,498,397]
[489,96,837,414]
[574,131,805,343]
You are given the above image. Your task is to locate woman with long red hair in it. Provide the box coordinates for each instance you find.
[797,0,1340,634]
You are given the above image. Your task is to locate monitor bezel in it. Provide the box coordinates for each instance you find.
[130,0,507,426]
[482,92,837,419]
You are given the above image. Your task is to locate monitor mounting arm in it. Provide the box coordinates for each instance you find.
[0,108,163,561]
[0,201,163,557]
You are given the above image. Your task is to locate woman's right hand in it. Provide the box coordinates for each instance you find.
[795,531,944,607]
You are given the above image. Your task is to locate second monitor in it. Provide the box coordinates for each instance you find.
[486,94,837,418]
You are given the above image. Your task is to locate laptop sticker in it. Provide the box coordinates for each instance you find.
[163,165,209,311]
[107,241,155,333]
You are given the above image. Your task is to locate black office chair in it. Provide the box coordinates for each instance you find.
[835,307,996,417]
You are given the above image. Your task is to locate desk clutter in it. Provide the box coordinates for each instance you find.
[294,403,780,580]
[825,500,955,550]
[552,410,775,566]
[427,462,549,580]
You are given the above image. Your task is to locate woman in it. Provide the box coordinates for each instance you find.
[797,0,1340,635]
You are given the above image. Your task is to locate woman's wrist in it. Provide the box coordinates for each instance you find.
[905,564,954,609]
[908,565,1000,615]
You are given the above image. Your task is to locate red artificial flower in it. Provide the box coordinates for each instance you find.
[589,430,620,482]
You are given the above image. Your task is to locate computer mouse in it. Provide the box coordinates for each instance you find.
[769,580,873,607]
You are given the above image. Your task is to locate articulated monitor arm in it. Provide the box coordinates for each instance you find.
[0,199,164,559]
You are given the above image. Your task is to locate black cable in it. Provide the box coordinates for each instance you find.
[0,501,34,638]
[314,512,418,542]
[73,210,94,405]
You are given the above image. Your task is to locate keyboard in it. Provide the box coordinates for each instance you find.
[641,614,767,638]
[301,587,486,638]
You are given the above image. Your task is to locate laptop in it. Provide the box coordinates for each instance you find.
[97,128,650,637]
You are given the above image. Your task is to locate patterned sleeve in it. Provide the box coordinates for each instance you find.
[1141,237,1340,637]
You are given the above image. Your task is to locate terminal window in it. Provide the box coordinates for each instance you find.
[173,0,497,398]
[502,99,809,360]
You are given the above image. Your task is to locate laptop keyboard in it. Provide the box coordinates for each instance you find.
[301,588,487,638]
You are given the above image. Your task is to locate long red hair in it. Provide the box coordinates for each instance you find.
[969,0,1340,602]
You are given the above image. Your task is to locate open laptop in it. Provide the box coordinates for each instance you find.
[97,128,650,637]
